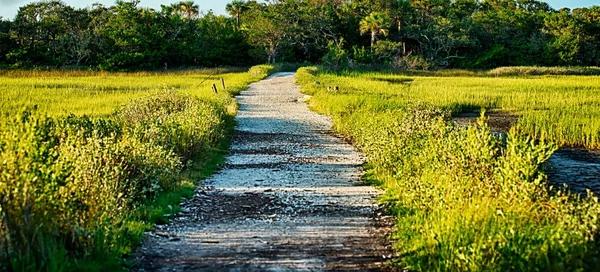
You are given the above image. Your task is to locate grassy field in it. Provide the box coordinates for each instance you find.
[0,66,271,271]
[0,68,259,117]
[306,69,600,149]
[297,67,600,271]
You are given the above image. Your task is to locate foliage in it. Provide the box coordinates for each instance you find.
[116,91,227,163]
[359,12,391,49]
[297,66,600,271]
[0,65,270,270]
[3,1,256,70]
[2,0,600,68]
[322,39,349,71]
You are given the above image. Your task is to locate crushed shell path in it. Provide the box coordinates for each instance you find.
[134,72,393,271]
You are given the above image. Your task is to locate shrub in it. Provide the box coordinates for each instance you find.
[297,67,600,271]
[322,39,349,71]
[116,91,227,163]
[0,111,179,270]
[248,64,274,79]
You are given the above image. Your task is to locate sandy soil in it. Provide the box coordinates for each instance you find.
[132,73,394,271]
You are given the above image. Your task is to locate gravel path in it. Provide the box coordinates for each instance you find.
[133,73,393,271]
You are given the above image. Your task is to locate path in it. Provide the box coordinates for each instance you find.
[133,73,392,271]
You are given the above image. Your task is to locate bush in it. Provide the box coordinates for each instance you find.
[322,39,349,71]
[0,111,179,270]
[297,67,600,271]
[116,91,227,163]
[0,91,232,270]
[373,40,403,64]
[248,64,274,79]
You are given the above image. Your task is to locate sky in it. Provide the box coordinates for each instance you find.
[0,0,599,20]
[0,0,232,19]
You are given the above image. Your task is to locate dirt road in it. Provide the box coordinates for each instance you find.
[133,73,392,271]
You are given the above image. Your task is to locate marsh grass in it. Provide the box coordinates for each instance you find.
[0,65,271,271]
[0,68,262,117]
[297,67,600,271]
[303,68,600,149]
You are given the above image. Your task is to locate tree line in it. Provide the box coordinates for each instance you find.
[0,0,599,70]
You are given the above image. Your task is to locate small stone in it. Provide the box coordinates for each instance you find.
[156,232,171,238]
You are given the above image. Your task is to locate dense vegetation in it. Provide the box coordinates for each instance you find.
[1,0,599,70]
[297,67,600,270]
[2,0,600,270]
[0,65,272,270]
[303,68,600,149]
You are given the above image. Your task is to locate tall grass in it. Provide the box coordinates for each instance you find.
[302,68,600,149]
[297,67,600,271]
[0,68,261,117]
[0,65,272,270]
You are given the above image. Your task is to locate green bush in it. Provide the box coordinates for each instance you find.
[116,91,227,163]
[322,39,349,71]
[0,111,180,270]
[248,64,274,79]
[0,92,230,270]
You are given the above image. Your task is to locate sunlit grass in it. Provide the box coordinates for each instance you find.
[0,66,271,271]
[297,66,600,271]
[0,69,258,117]
[302,69,600,148]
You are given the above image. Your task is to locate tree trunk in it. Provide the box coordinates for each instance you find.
[371,30,376,51]
[236,13,240,30]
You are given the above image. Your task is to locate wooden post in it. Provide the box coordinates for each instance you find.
[212,84,218,94]
[220,78,226,90]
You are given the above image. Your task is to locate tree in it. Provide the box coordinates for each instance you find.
[11,0,74,65]
[242,11,285,63]
[177,1,200,20]
[359,12,391,50]
[56,8,93,66]
[544,9,586,64]
[0,18,14,64]
[226,0,248,30]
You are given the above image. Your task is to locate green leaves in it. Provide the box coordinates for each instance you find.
[297,67,600,271]
[0,87,233,269]
[359,12,392,49]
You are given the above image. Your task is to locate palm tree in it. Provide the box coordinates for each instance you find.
[178,1,199,20]
[359,12,392,50]
[226,0,248,30]
[160,4,177,16]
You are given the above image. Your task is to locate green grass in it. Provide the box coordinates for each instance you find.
[0,68,259,117]
[301,68,600,149]
[297,66,600,271]
[0,65,272,271]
